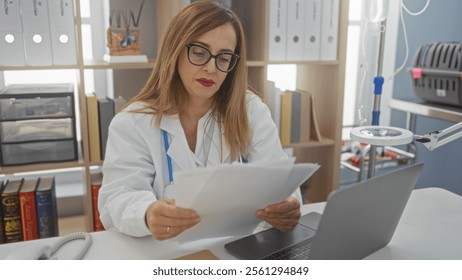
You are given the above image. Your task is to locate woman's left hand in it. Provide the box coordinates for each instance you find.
[256,196,301,232]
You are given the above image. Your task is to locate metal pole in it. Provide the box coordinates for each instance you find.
[367,19,387,179]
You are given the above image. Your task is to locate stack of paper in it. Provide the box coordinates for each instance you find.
[170,158,320,243]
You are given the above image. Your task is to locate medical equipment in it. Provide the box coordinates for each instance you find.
[410,42,462,107]
[414,121,462,151]
[354,0,431,178]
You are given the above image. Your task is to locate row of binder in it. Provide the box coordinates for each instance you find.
[268,0,340,61]
[0,0,77,66]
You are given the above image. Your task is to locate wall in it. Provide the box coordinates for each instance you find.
[391,0,462,195]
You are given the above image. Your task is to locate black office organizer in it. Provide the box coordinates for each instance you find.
[0,84,78,166]
[410,42,462,107]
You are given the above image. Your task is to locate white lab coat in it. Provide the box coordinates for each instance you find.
[98,93,299,237]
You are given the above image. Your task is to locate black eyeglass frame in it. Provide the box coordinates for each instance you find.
[185,43,240,73]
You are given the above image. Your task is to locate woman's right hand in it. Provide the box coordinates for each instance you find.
[145,199,201,240]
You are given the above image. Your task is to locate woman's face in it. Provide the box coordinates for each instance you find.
[178,23,237,104]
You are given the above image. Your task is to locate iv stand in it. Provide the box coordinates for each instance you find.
[367,19,387,179]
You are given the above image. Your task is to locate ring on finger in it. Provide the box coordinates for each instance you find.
[166,226,170,234]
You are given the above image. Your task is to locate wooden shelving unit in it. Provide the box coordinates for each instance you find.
[0,0,348,233]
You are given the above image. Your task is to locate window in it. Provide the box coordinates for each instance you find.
[267,64,297,91]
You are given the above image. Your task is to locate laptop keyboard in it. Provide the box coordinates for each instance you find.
[263,242,312,260]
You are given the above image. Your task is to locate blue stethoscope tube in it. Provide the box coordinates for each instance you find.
[163,130,174,185]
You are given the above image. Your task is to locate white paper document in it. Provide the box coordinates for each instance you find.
[171,158,320,243]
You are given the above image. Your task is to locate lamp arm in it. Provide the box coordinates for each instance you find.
[414,122,462,150]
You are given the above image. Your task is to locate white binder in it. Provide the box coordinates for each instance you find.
[320,0,339,61]
[268,0,287,61]
[47,0,77,65]
[304,0,321,61]
[286,0,305,61]
[20,0,53,65]
[0,0,26,66]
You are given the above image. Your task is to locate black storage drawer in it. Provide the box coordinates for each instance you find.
[0,139,77,166]
[0,84,74,120]
[0,83,78,166]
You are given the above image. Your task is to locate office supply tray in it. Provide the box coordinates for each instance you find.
[0,139,77,166]
[0,84,74,120]
[0,118,75,142]
[410,42,462,107]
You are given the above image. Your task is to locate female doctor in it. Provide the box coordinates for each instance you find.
[98,0,301,241]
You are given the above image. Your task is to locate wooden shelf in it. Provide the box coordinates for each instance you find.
[0,0,349,233]
[0,160,86,175]
[83,59,156,70]
[283,138,336,149]
[0,65,79,71]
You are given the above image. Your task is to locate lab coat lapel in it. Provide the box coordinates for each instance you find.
[207,120,230,165]
[160,115,197,171]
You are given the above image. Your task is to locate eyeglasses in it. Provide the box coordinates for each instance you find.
[186,43,240,73]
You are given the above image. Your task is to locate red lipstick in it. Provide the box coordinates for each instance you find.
[197,78,215,87]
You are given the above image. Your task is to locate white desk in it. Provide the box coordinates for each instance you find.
[0,187,461,260]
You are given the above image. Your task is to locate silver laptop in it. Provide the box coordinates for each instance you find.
[224,163,424,260]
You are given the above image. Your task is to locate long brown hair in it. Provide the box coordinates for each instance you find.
[127,0,250,161]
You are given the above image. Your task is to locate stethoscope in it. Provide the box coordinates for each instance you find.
[162,129,247,189]
[163,130,174,185]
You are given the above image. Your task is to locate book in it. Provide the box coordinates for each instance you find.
[98,97,116,160]
[86,92,101,162]
[299,90,312,142]
[0,0,26,66]
[36,176,59,238]
[288,90,312,144]
[309,94,322,141]
[113,95,128,114]
[273,87,283,132]
[281,90,316,145]
[266,80,281,131]
[280,91,292,146]
[290,90,301,143]
[91,173,105,232]
[1,179,24,243]
[19,177,39,241]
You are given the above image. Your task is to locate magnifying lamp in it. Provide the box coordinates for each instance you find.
[350,125,413,180]
[350,126,414,146]
[351,122,462,176]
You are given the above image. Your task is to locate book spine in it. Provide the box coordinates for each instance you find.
[280,91,292,146]
[98,98,115,160]
[19,192,39,240]
[91,183,105,231]
[36,191,57,239]
[290,91,301,143]
[299,91,312,142]
[87,93,101,162]
[1,192,23,242]
[0,204,4,244]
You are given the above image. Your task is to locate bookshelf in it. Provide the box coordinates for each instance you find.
[0,0,348,233]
